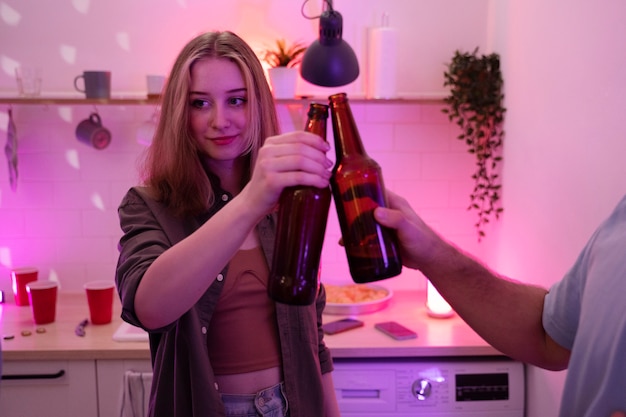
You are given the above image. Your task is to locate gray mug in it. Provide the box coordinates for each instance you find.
[76,113,111,149]
[74,71,111,99]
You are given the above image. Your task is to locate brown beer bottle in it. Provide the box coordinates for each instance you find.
[329,92,402,283]
[268,103,332,305]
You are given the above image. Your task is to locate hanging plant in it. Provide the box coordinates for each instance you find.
[442,47,506,241]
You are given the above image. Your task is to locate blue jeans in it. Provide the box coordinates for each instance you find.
[221,382,289,417]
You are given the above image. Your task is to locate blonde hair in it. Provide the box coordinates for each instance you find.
[141,31,279,217]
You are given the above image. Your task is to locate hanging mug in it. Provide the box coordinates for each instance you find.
[76,113,111,150]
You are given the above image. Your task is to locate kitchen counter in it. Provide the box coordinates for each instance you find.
[1,292,150,361]
[324,290,501,358]
[0,290,501,362]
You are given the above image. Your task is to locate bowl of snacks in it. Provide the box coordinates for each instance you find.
[323,283,393,315]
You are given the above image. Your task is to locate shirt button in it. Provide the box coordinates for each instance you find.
[221,194,229,201]
[201,326,207,334]
[216,274,224,282]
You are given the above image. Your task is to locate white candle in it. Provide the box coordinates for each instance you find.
[426,281,454,318]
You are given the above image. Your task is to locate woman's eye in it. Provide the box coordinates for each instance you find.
[229,97,247,107]
[190,99,210,109]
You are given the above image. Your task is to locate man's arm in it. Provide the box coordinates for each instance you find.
[374,190,571,370]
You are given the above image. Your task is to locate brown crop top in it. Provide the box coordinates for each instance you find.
[206,246,281,375]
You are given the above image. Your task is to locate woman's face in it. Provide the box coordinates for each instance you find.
[188,57,249,165]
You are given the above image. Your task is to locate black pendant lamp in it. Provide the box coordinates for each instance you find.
[300,0,359,87]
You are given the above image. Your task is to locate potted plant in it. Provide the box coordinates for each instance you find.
[262,39,307,99]
[442,48,506,241]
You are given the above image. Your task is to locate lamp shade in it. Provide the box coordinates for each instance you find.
[300,9,359,87]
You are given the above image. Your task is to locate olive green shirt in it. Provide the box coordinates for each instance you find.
[116,186,333,417]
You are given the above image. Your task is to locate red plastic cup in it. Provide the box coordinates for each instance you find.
[11,267,39,306]
[84,280,115,325]
[26,280,58,324]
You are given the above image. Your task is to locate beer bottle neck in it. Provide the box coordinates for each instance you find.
[306,103,329,140]
[331,101,367,159]
[306,117,327,140]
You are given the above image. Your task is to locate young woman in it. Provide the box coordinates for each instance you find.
[115,31,340,417]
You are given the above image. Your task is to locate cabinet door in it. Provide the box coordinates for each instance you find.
[96,359,152,417]
[0,360,98,417]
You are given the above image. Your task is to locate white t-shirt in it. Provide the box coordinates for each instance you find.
[543,194,626,416]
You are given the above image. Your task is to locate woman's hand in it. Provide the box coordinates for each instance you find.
[242,131,333,216]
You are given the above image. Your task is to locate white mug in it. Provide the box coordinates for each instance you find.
[146,75,166,97]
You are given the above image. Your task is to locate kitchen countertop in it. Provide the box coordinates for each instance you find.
[0,290,502,361]
[1,292,150,361]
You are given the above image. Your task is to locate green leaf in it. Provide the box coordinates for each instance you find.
[262,39,307,68]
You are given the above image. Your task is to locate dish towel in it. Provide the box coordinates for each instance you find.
[120,370,153,417]
[4,108,18,191]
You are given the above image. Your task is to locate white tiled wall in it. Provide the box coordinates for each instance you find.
[0,100,490,295]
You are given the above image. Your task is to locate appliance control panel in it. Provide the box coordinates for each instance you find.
[333,357,524,417]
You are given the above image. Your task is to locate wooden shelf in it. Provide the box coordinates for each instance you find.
[0,96,161,105]
[0,95,445,106]
[278,96,445,105]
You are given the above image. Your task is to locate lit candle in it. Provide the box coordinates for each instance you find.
[426,281,454,318]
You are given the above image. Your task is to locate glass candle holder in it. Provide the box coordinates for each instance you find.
[426,281,454,318]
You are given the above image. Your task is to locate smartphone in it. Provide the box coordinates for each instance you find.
[323,318,364,335]
[375,321,418,340]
